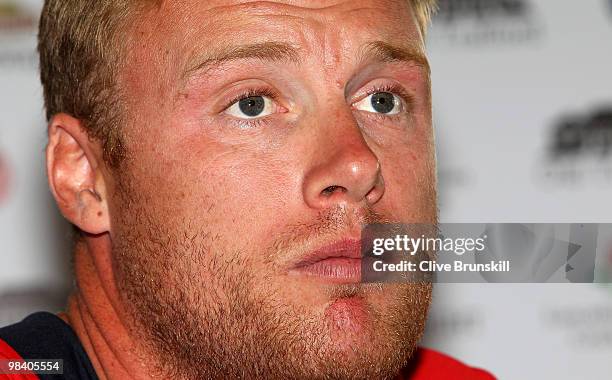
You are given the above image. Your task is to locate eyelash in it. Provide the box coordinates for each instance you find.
[362,83,414,113]
[221,82,413,128]
[221,87,281,128]
[223,87,279,129]
[224,87,280,112]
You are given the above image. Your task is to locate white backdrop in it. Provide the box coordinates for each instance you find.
[1,0,612,379]
[425,1,612,378]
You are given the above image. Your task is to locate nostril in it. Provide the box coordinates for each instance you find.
[321,185,346,197]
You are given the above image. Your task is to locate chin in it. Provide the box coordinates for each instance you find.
[311,324,415,380]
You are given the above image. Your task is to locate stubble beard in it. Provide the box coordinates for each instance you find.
[112,180,433,380]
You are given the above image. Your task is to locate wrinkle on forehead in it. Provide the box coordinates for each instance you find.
[144,0,419,41]
[153,0,385,12]
[126,0,423,101]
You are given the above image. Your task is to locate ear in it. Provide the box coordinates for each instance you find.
[46,114,110,235]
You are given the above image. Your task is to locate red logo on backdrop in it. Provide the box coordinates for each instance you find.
[0,2,36,33]
[0,152,9,205]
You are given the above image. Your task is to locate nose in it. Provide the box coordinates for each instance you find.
[303,112,385,210]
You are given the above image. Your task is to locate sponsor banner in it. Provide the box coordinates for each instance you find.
[428,0,543,46]
[537,106,612,186]
[0,1,38,68]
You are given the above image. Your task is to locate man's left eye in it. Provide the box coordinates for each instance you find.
[353,92,401,115]
[225,96,274,119]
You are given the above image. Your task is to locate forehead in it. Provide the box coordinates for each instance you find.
[149,0,417,28]
[120,0,424,109]
[134,0,422,60]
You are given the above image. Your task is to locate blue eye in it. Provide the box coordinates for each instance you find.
[226,95,274,119]
[354,92,402,115]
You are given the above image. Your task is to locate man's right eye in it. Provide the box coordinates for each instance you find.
[225,96,274,119]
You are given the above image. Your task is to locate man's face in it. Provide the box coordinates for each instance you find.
[109,0,437,378]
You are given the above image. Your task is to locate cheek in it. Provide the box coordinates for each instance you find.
[137,137,298,238]
[379,130,436,221]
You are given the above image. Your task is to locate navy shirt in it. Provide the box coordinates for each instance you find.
[0,312,98,380]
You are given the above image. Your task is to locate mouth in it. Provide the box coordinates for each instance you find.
[289,238,365,284]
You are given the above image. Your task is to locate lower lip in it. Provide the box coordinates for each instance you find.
[291,258,361,283]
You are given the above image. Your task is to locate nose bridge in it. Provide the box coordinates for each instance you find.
[302,103,384,210]
[327,106,369,154]
[329,119,377,184]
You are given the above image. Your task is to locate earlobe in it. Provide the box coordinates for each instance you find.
[46,114,110,235]
[76,188,109,235]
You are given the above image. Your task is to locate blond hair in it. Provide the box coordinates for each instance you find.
[38,1,437,167]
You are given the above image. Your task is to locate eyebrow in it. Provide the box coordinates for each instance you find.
[183,41,300,79]
[359,41,430,74]
[181,40,429,84]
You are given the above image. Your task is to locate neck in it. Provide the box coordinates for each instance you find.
[62,235,159,380]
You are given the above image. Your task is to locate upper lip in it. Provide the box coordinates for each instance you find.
[291,238,362,269]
